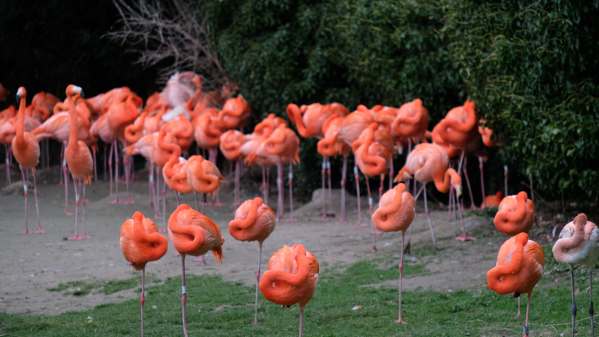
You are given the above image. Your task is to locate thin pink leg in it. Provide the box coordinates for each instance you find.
[320,159,326,217]
[288,163,295,222]
[112,140,121,204]
[326,159,333,217]
[108,141,114,197]
[92,146,98,182]
[62,143,71,215]
[340,155,348,223]
[388,157,394,190]
[479,156,485,208]
[276,163,284,222]
[69,179,80,240]
[32,169,44,234]
[208,148,221,206]
[462,156,475,209]
[365,176,377,252]
[423,184,437,247]
[20,166,30,235]
[4,145,11,185]
[354,165,361,225]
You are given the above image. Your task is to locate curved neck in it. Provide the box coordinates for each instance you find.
[67,95,80,150]
[15,95,27,143]
[287,104,308,138]
[433,168,458,193]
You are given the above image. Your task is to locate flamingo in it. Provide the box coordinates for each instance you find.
[259,244,319,337]
[218,95,250,130]
[168,204,224,337]
[64,85,93,240]
[481,191,504,208]
[487,232,544,337]
[372,183,415,323]
[390,98,429,153]
[394,142,465,244]
[552,213,599,337]
[186,154,223,206]
[219,130,246,205]
[246,124,300,222]
[493,191,534,236]
[228,197,276,324]
[11,87,42,234]
[162,142,193,199]
[0,106,16,184]
[119,211,168,337]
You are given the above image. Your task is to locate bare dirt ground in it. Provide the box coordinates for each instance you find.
[0,166,496,315]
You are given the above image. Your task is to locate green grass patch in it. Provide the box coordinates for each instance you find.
[1,255,593,336]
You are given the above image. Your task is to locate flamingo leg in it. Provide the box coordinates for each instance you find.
[378,174,384,201]
[365,176,377,252]
[396,231,406,324]
[254,242,263,325]
[261,167,267,203]
[478,157,485,208]
[209,148,220,205]
[462,156,475,209]
[82,183,88,239]
[92,146,98,182]
[448,184,454,222]
[62,143,70,215]
[354,165,361,225]
[422,184,437,247]
[340,155,348,223]
[140,267,145,337]
[180,255,190,337]
[5,145,11,184]
[455,191,473,241]
[266,167,270,204]
[148,162,156,217]
[298,305,305,337]
[327,160,333,216]
[590,269,596,337]
[320,159,326,217]
[32,168,43,234]
[517,296,521,319]
[108,141,114,198]
[504,165,509,196]
[276,163,284,222]
[113,140,120,204]
[388,157,394,190]
[288,163,294,220]
[523,292,531,337]
[234,160,240,206]
[20,166,30,235]
[571,265,577,337]
[124,153,133,204]
[69,179,81,240]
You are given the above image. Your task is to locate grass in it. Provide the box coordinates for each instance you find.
[1,250,596,337]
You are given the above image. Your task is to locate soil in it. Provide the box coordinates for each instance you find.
[0,166,494,315]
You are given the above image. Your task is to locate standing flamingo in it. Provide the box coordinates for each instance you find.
[394,142,464,244]
[219,130,246,205]
[228,197,276,324]
[64,85,93,240]
[168,204,224,337]
[487,232,544,337]
[119,211,168,337]
[11,87,42,234]
[552,213,599,337]
[372,183,415,323]
[259,244,319,337]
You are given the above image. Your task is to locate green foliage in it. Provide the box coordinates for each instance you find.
[204,0,599,202]
[444,0,599,202]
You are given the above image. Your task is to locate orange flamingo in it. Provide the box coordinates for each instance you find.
[64,85,93,240]
[259,244,319,337]
[552,213,599,337]
[372,183,415,323]
[0,105,16,184]
[219,130,246,205]
[228,197,276,324]
[394,142,465,244]
[186,155,223,202]
[162,142,193,198]
[487,232,544,337]
[120,211,168,337]
[493,191,534,236]
[218,95,250,130]
[391,98,429,149]
[11,87,42,234]
[482,191,504,208]
[168,204,224,337]
[247,124,300,221]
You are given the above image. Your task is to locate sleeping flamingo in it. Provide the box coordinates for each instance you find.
[482,191,503,208]
[120,211,168,337]
[168,204,224,337]
[487,232,544,337]
[259,244,319,337]
[64,85,93,240]
[372,183,415,323]
[493,191,534,236]
[394,142,464,244]
[390,98,429,152]
[228,197,276,324]
[11,87,42,234]
[552,213,599,337]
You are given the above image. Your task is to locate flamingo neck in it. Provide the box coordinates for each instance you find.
[15,96,26,144]
[67,96,80,151]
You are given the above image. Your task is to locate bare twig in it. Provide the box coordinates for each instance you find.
[107,0,228,87]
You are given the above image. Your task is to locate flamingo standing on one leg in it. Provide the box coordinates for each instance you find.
[372,183,415,323]
[219,130,246,206]
[394,142,464,245]
[493,191,534,236]
[64,85,93,240]
[259,244,319,337]
[553,213,599,337]
[168,204,224,337]
[228,197,276,324]
[487,232,544,337]
[11,87,42,234]
[119,211,168,337]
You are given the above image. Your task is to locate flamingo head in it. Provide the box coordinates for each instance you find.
[16,86,26,100]
[66,84,83,98]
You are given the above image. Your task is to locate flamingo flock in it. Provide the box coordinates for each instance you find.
[0,78,594,337]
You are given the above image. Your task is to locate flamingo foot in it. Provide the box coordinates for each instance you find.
[64,208,73,216]
[455,234,475,242]
[394,319,407,325]
[68,234,89,241]
[33,227,46,234]
[22,229,32,235]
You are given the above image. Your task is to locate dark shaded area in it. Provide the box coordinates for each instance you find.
[0,0,159,100]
